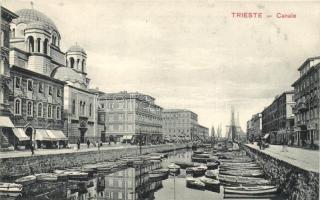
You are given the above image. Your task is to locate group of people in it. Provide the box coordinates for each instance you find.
[76,139,103,150]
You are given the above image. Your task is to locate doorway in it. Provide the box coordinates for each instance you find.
[80,129,86,143]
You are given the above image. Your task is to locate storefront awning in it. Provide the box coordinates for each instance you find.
[45,130,59,141]
[123,135,133,140]
[12,128,29,141]
[0,116,14,128]
[263,134,270,139]
[35,129,51,141]
[50,130,68,140]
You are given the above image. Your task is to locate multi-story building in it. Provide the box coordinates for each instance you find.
[247,113,262,141]
[196,124,209,140]
[0,7,18,149]
[292,57,320,147]
[162,109,198,140]
[99,91,163,144]
[9,8,99,145]
[7,8,68,148]
[262,91,295,144]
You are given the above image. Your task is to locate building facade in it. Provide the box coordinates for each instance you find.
[292,57,320,147]
[247,113,262,142]
[196,124,209,140]
[9,8,98,145]
[0,7,18,149]
[262,91,295,144]
[162,109,198,140]
[99,91,163,144]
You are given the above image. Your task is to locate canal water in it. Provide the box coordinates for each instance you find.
[3,149,285,200]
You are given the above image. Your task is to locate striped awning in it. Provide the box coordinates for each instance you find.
[0,116,14,128]
[50,130,68,140]
[35,129,51,141]
[12,128,30,141]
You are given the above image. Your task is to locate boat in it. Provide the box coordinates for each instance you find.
[168,163,180,175]
[191,156,217,163]
[219,174,270,186]
[174,161,199,169]
[192,153,210,158]
[97,166,113,174]
[206,162,219,170]
[15,175,36,185]
[189,166,206,177]
[149,169,169,180]
[0,182,23,197]
[220,169,264,178]
[186,177,205,190]
[220,165,261,171]
[223,193,277,199]
[35,173,58,181]
[220,158,253,163]
[54,170,88,180]
[224,185,277,193]
[193,149,204,154]
[205,170,219,179]
[200,177,220,190]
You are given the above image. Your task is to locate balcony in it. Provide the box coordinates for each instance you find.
[296,120,307,128]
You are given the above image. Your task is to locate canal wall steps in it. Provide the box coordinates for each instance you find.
[0,144,187,179]
[243,144,319,200]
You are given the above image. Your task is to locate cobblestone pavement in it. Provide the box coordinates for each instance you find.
[0,143,137,159]
[246,143,319,173]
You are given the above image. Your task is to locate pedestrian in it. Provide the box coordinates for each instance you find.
[97,141,100,151]
[77,139,80,150]
[30,143,34,155]
[87,139,90,148]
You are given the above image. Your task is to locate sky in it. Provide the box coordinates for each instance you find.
[3,0,320,137]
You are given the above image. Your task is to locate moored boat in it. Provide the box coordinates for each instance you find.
[224,185,278,197]
[206,162,219,170]
[200,177,220,190]
[220,169,264,178]
[192,153,210,158]
[168,163,180,175]
[205,170,219,179]
[174,161,199,169]
[149,169,169,180]
[35,173,58,182]
[186,177,205,190]
[0,182,23,197]
[219,174,270,186]
[15,175,36,186]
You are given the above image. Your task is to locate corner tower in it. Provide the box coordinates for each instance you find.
[66,44,87,75]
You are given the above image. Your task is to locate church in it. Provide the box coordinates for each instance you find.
[5,8,99,148]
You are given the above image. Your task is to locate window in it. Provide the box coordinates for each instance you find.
[89,103,92,117]
[14,98,21,115]
[38,82,44,93]
[48,86,53,95]
[27,36,34,52]
[15,77,21,89]
[27,101,33,116]
[57,88,62,97]
[47,104,52,118]
[70,57,75,68]
[72,99,76,114]
[56,106,61,119]
[27,80,33,91]
[37,38,41,52]
[38,103,43,117]
[43,38,48,54]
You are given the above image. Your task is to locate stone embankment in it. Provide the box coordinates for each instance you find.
[244,144,319,200]
[0,144,187,179]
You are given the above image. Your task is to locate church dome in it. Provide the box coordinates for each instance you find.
[13,9,59,35]
[25,21,48,31]
[67,44,86,54]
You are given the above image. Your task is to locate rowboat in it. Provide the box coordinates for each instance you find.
[206,162,219,170]
[54,170,88,180]
[219,174,270,186]
[220,170,264,178]
[191,156,217,163]
[0,182,23,197]
[193,153,210,158]
[15,175,36,186]
[174,161,199,169]
[220,158,253,163]
[220,165,261,171]
[149,169,169,180]
[200,177,220,190]
[168,163,180,175]
[224,193,277,199]
[186,177,205,190]
[193,150,204,154]
[205,170,219,179]
[35,173,58,182]
[224,185,277,193]
[186,165,207,177]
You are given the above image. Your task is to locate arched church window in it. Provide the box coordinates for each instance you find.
[11,28,15,38]
[82,59,85,72]
[37,38,41,52]
[70,57,75,68]
[77,59,80,70]
[43,39,48,54]
[27,36,34,52]
[72,99,76,114]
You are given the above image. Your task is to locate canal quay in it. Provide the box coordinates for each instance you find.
[2,143,316,200]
